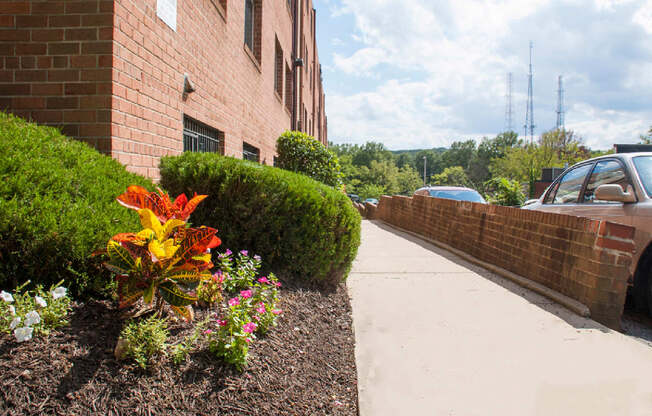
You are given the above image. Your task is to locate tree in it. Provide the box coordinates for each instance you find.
[396,166,423,195]
[640,126,652,144]
[351,142,393,168]
[441,140,477,171]
[358,184,385,200]
[414,150,443,184]
[489,129,587,198]
[484,177,525,206]
[431,166,471,187]
[276,131,343,187]
[395,152,414,170]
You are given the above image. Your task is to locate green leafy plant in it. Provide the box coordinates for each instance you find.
[208,291,258,371]
[160,153,361,289]
[103,186,220,320]
[275,130,343,187]
[250,273,282,335]
[0,281,71,342]
[216,249,262,293]
[170,317,209,365]
[119,315,169,369]
[0,112,155,297]
[485,177,526,206]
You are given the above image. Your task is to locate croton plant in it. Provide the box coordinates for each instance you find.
[104,186,220,321]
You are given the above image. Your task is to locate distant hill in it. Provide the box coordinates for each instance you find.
[390,147,447,155]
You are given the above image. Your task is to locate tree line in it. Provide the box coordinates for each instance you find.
[329,127,632,205]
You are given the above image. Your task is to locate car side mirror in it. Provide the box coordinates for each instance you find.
[594,184,636,203]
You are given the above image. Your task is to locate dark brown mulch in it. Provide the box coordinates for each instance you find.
[0,283,358,416]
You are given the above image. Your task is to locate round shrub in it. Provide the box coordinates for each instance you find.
[275,130,343,187]
[160,152,361,289]
[0,113,154,297]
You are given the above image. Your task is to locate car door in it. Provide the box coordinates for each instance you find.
[537,163,594,214]
[572,159,636,227]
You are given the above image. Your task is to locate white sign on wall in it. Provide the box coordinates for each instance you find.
[157,0,177,31]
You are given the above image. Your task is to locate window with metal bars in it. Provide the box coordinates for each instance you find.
[243,142,259,162]
[183,116,223,154]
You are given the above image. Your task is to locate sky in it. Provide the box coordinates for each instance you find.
[313,0,652,150]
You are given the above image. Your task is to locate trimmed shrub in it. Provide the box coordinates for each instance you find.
[0,113,154,297]
[275,131,343,187]
[160,152,361,289]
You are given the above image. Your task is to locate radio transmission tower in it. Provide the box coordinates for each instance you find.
[504,72,513,132]
[524,41,535,142]
[556,75,565,130]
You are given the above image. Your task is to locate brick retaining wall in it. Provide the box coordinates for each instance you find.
[372,195,635,329]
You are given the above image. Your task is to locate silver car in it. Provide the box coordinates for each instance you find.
[523,152,652,314]
[414,186,487,204]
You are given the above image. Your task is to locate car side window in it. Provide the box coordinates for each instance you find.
[552,164,592,204]
[543,182,559,204]
[583,160,629,203]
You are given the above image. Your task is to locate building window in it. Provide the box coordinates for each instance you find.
[183,115,224,153]
[243,142,259,162]
[244,0,262,63]
[285,62,293,113]
[274,36,283,98]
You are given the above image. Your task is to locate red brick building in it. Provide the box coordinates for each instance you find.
[0,0,327,179]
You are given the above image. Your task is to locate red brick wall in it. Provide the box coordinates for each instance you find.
[111,0,296,179]
[374,195,635,329]
[0,0,114,152]
[1,0,328,180]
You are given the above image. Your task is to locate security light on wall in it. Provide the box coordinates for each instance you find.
[183,74,196,94]
[294,58,304,67]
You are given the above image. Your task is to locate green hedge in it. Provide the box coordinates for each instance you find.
[275,131,343,187]
[0,113,154,297]
[160,152,361,288]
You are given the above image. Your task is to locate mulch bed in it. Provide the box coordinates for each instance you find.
[0,282,358,415]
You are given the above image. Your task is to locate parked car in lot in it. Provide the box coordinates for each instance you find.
[364,198,379,205]
[414,186,487,204]
[347,194,360,203]
[522,152,652,314]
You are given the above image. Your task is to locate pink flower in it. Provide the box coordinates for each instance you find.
[245,337,251,344]
[272,309,282,315]
[274,281,282,288]
[240,289,252,299]
[242,322,257,333]
[217,319,227,327]
[228,297,239,307]
[203,329,213,335]
[256,305,266,314]
[253,315,260,321]
[257,276,270,284]
[212,271,224,283]
[240,250,248,256]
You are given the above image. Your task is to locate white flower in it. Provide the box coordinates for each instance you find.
[24,310,40,327]
[14,327,33,343]
[8,305,15,316]
[9,317,21,330]
[0,291,13,303]
[35,296,47,308]
[51,287,67,300]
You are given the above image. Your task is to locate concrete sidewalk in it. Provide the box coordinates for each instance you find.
[349,220,652,416]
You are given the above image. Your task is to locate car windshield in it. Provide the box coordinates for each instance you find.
[428,189,486,203]
[633,156,652,197]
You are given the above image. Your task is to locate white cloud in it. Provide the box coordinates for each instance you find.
[322,0,652,149]
[633,0,652,33]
